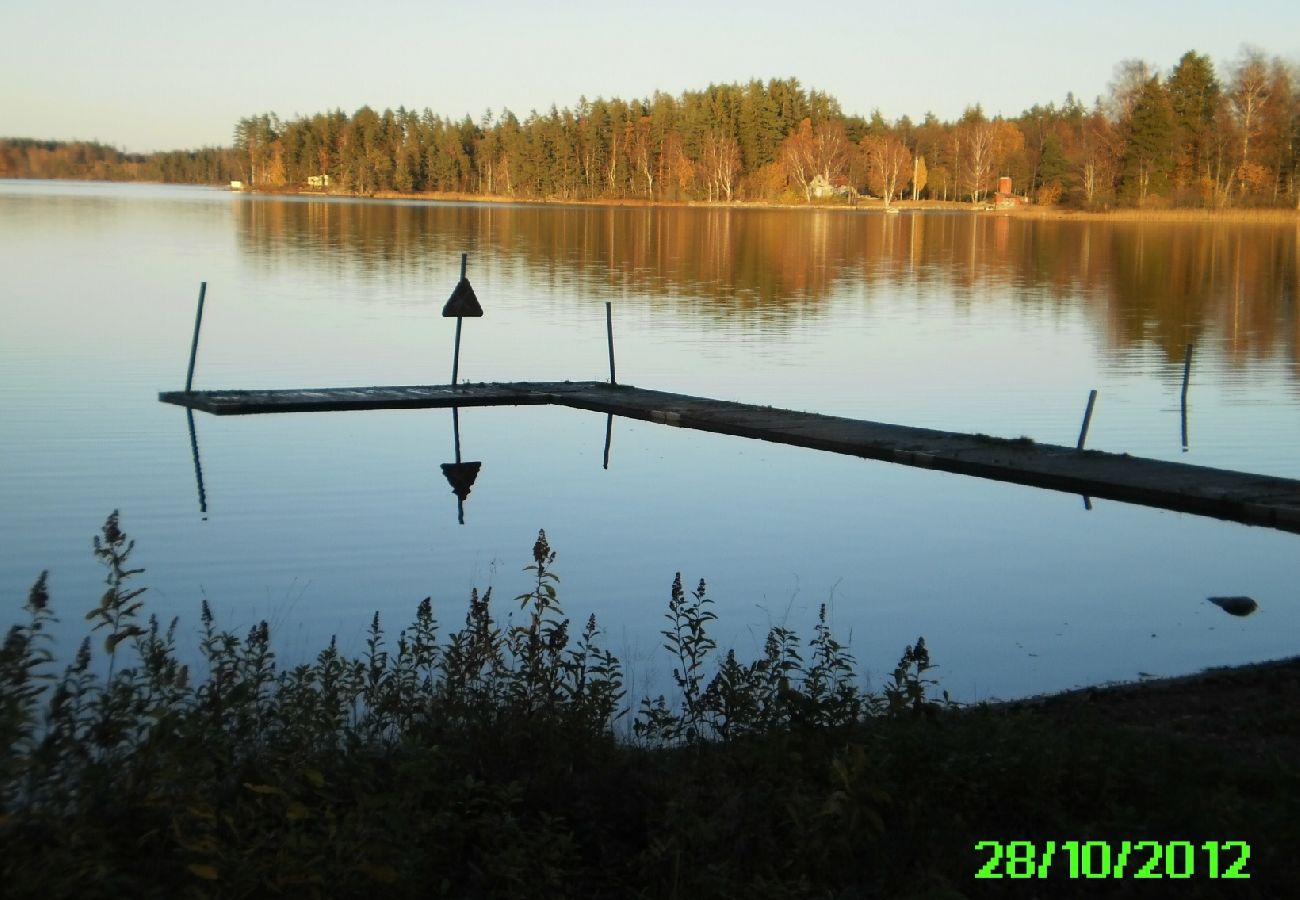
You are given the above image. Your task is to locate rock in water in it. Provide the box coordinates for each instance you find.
[1208,596,1258,617]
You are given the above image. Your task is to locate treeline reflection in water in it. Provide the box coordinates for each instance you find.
[235,198,1300,373]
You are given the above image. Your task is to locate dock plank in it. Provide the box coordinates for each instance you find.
[160,381,1300,534]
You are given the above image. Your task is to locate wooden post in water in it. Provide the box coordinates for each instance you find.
[606,301,617,385]
[1180,343,1193,451]
[452,318,464,386]
[1077,389,1098,450]
[185,282,207,392]
[452,255,466,385]
[443,253,483,386]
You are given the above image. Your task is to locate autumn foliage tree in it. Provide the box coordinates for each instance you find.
[958,108,995,202]
[702,131,741,201]
[779,119,817,200]
[861,134,912,206]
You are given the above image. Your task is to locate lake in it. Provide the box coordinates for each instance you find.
[1,179,1297,705]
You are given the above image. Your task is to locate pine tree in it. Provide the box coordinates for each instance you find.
[1121,77,1177,204]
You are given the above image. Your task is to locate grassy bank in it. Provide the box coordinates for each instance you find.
[3,514,1295,898]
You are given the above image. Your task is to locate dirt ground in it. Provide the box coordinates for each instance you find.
[1002,655,1300,761]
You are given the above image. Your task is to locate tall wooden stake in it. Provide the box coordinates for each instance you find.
[606,301,616,384]
[1180,342,1193,451]
[451,318,463,385]
[1077,389,1098,450]
[451,255,466,386]
[185,281,207,392]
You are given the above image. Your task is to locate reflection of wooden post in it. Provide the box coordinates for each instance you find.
[602,413,613,470]
[606,301,616,385]
[440,406,481,526]
[452,406,463,523]
[185,282,207,392]
[1180,343,1193,451]
[1077,389,1098,450]
[186,408,208,517]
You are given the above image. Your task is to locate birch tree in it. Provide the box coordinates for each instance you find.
[861,134,912,206]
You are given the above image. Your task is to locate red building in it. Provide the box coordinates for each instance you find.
[992,175,1028,208]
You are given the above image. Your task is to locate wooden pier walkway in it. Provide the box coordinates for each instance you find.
[160,381,1300,534]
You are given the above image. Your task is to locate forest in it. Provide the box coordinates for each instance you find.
[3,48,1297,209]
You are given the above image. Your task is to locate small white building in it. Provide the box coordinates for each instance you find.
[307,174,330,188]
[809,173,850,200]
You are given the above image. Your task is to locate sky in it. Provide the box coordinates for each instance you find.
[3,0,1299,153]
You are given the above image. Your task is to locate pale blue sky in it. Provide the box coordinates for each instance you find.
[3,0,1297,153]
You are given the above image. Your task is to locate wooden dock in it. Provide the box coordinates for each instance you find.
[160,381,1300,534]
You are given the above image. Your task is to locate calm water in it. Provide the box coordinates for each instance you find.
[2,179,1298,703]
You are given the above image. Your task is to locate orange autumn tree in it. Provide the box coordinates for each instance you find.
[779,118,850,201]
[861,134,913,206]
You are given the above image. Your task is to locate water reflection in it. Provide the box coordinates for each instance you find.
[185,408,209,517]
[145,402,1295,704]
[440,407,481,525]
[7,182,1299,707]
[603,413,613,471]
[179,405,621,525]
[235,200,1299,372]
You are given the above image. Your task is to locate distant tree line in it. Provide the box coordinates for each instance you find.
[0,138,240,185]
[3,49,1298,208]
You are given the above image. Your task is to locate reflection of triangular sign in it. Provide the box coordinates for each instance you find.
[442,278,483,317]
[440,461,481,499]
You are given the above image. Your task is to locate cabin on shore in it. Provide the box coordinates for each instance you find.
[307,174,331,188]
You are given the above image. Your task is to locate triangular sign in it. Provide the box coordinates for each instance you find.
[442,278,483,317]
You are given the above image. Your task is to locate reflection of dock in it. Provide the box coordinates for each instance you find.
[161,381,1300,534]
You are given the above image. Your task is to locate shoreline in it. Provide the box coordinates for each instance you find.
[8,176,1297,222]
[994,653,1300,762]
[249,184,1300,223]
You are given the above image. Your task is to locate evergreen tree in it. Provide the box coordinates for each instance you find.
[1120,77,1177,204]
[1166,51,1220,193]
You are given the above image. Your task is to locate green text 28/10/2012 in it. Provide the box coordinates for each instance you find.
[974,840,1250,880]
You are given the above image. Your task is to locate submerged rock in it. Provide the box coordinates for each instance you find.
[1208,596,1258,617]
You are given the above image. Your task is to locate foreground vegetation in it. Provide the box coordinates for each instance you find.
[2,514,1295,897]
[5,46,1299,211]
